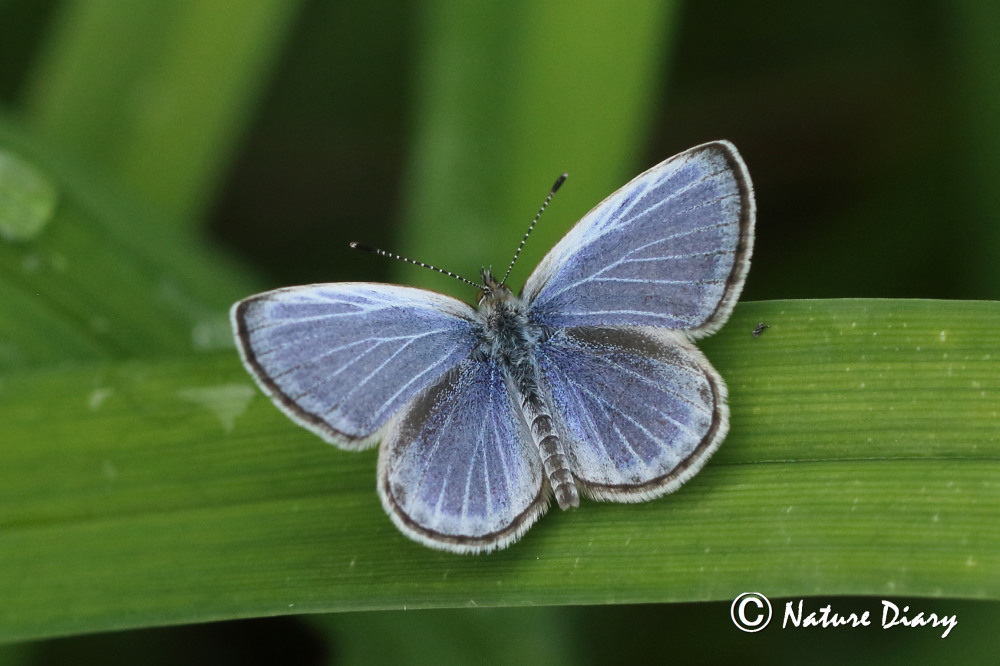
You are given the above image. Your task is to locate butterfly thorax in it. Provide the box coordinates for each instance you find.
[476,268,580,510]
[476,269,538,366]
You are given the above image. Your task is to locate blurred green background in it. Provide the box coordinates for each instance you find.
[1,0,998,663]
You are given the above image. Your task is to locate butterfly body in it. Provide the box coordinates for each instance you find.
[474,268,579,510]
[233,141,755,553]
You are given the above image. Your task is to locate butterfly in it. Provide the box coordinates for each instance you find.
[231,141,755,554]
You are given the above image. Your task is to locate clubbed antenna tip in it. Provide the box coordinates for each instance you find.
[501,172,569,286]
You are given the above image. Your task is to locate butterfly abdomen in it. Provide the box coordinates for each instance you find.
[518,383,579,510]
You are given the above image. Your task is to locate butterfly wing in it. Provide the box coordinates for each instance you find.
[536,326,726,501]
[231,283,478,449]
[378,357,547,553]
[523,141,754,337]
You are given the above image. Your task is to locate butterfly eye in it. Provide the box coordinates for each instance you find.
[476,287,489,303]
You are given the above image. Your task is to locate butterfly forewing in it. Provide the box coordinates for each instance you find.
[378,357,547,553]
[537,327,726,501]
[523,141,754,337]
[232,283,478,449]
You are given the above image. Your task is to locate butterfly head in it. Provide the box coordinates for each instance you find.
[476,267,514,306]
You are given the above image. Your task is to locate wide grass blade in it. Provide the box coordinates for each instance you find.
[1,299,996,642]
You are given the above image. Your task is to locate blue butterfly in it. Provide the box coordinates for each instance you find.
[231,141,755,553]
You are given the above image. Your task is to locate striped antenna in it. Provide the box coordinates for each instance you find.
[501,173,568,286]
[349,242,482,289]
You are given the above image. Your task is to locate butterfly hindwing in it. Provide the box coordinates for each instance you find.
[523,141,754,337]
[231,283,478,449]
[378,357,548,553]
[537,326,727,501]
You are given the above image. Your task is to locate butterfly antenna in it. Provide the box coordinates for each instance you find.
[500,173,568,286]
[349,242,482,289]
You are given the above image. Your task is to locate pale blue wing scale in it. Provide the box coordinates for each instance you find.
[536,326,727,501]
[378,357,547,553]
[231,283,478,449]
[523,141,754,337]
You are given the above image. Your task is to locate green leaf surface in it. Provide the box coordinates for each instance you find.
[2,298,997,643]
[0,116,257,368]
[0,148,57,243]
[22,0,303,223]
[399,0,678,291]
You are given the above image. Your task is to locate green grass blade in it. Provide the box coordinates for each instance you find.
[399,0,678,291]
[1,299,997,642]
[21,0,302,223]
[0,117,257,368]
